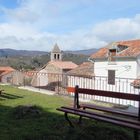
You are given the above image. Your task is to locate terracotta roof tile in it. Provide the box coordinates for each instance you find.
[0,66,15,76]
[90,47,108,58]
[91,39,140,58]
[0,66,15,71]
[49,61,78,69]
[67,62,94,77]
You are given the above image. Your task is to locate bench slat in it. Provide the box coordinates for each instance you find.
[57,107,140,130]
[78,88,140,101]
[61,106,140,125]
[80,104,138,118]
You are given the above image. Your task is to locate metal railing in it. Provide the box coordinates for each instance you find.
[9,71,140,107]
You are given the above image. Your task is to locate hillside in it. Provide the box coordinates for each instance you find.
[0,53,89,70]
[0,49,48,57]
[0,48,98,57]
[0,48,98,70]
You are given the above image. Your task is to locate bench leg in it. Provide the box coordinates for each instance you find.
[78,107,86,124]
[78,116,82,124]
[64,112,74,127]
[134,130,139,140]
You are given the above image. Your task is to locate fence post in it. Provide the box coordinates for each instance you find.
[39,73,40,91]
[138,93,140,121]
[74,85,79,109]
[24,73,25,87]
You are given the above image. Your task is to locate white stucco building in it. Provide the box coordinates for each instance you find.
[90,40,140,79]
[87,39,140,107]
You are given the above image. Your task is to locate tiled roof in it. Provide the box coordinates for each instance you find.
[52,43,61,53]
[0,66,15,76]
[49,61,78,69]
[0,66,15,71]
[90,39,140,59]
[67,62,94,77]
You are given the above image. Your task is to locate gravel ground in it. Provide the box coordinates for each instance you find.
[18,86,55,95]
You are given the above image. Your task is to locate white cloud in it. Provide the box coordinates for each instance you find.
[0,22,107,51]
[0,23,39,38]
[4,8,39,23]
[0,0,140,51]
[92,14,140,42]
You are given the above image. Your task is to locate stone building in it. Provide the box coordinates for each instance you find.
[0,66,32,85]
[67,62,94,78]
[0,66,15,83]
[31,44,78,88]
[67,62,94,89]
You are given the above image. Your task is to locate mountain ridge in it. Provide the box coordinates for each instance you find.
[65,48,98,55]
[0,48,48,57]
[0,48,98,57]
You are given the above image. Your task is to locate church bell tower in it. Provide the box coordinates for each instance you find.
[51,43,62,61]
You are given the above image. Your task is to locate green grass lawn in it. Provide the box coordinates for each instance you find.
[0,85,133,140]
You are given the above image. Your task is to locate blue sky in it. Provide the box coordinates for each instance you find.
[0,0,140,51]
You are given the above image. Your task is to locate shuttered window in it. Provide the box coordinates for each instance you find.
[108,70,115,85]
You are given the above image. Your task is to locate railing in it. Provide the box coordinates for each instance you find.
[9,71,140,107]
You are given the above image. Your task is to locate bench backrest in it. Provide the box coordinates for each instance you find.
[67,86,140,101]
[67,85,140,120]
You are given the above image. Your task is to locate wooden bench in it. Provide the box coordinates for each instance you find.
[57,85,140,140]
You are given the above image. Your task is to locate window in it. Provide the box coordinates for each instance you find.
[54,54,56,59]
[7,77,12,83]
[108,70,115,85]
[57,54,60,60]
[117,45,128,53]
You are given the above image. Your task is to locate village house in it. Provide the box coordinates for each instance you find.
[89,39,140,89]
[0,66,15,83]
[0,66,32,85]
[67,62,94,89]
[89,39,140,81]
[31,44,78,88]
[87,39,140,107]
